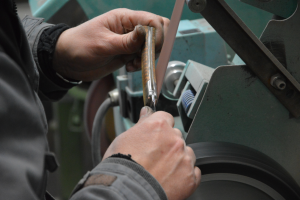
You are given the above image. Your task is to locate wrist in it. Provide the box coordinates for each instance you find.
[52,28,70,77]
[52,27,89,82]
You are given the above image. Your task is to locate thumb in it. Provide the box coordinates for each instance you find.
[113,25,146,55]
[138,106,154,122]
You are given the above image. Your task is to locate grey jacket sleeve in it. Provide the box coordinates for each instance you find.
[22,15,73,101]
[70,158,168,200]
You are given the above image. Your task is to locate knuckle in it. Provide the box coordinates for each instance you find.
[183,156,192,165]
[174,128,182,136]
[148,118,166,128]
[158,111,172,120]
[158,17,164,25]
[174,138,185,150]
[186,146,195,155]
[155,118,167,127]
[163,17,170,27]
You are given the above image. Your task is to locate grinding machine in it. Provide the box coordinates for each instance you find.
[30,0,300,199]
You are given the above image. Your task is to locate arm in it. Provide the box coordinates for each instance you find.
[51,9,200,199]
[70,108,201,200]
[22,16,75,101]
[70,157,167,200]
[22,9,169,100]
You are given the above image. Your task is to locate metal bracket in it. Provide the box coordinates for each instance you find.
[196,0,300,117]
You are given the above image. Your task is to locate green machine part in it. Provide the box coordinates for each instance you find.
[29,0,272,37]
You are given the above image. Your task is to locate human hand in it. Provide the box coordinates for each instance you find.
[103,107,201,200]
[53,9,169,81]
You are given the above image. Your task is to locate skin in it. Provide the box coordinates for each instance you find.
[53,8,201,199]
[103,107,201,200]
[53,8,169,81]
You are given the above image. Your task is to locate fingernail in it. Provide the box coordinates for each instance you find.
[140,106,149,117]
[141,106,153,116]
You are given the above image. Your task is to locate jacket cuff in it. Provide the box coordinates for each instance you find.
[22,16,72,101]
[71,157,168,200]
[22,15,54,71]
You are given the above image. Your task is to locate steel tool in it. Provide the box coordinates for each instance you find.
[141,26,157,111]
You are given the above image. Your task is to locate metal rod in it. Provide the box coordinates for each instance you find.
[141,26,157,111]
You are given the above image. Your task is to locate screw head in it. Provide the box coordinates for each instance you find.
[270,74,286,90]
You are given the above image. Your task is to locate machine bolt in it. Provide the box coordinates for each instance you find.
[185,0,207,13]
[270,74,286,90]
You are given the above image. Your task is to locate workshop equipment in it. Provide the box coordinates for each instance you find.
[175,0,300,199]
[29,0,300,199]
[115,0,300,198]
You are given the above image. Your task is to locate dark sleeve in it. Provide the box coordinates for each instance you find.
[70,157,168,200]
[22,15,75,101]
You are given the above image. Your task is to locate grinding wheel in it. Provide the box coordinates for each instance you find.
[188,142,300,200]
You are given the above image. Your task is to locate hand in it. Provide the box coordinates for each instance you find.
[103,107,201,200]
[53,9,169,81]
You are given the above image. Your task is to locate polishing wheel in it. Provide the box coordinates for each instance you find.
[187,142,300,200]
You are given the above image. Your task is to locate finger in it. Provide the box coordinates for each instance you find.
[173,128,183,138]
[194,166,202,187]
[116,9,165,53]
[186,146,196,165]
[162,17,170,39]
[138,106,154,123]
[156,17,170,54]
[126,57,141,72]
[110,25,146,55]
[126,60,135,72]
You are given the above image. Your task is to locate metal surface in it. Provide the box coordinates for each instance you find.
[186,64,300,186]
[241,0,297,18]
[198,0,300,117]
[171,19,228,69]
[271,74,286,90]
[156,0,185,97]
[108,89,119,107]
[162,61,185,100]
[185,0,207,13]
[141,26,157,110]
[175,61,214,120]
[193,174,283,200]
[260,1,300,89]
[188,142,300,199]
